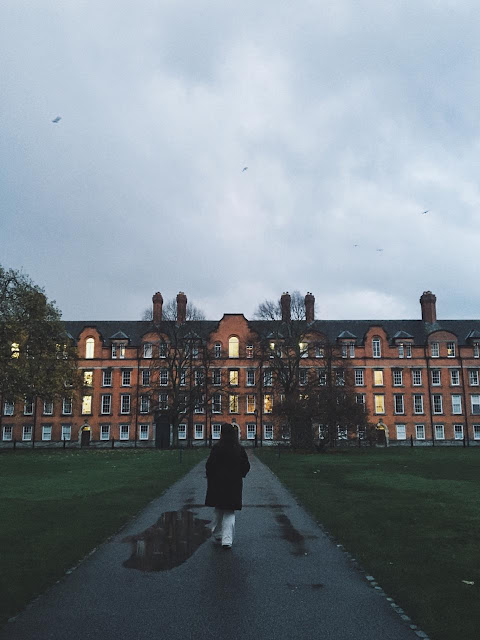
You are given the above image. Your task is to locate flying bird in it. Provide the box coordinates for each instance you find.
[242,167,248,172]
[376,248,383,252]
[52,116,62,123]
[421,210,429,214]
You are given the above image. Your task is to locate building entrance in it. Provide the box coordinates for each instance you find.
[81,427,91,447]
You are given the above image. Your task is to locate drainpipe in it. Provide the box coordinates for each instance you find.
[459,348,470,447]
[134,347,140,448]
[424,345,435,445]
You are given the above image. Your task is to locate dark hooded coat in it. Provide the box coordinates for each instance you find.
[205,443,250,511]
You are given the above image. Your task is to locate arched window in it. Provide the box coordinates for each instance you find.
[372,337,381,358]
[85,338,95,359]
[228,336,239,358]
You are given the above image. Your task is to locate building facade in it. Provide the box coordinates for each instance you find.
[2,290,480,448]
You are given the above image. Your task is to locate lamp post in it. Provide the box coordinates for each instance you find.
[253,408,258,448]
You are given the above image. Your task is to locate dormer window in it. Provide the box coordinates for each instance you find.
[85,338,95,359]
[341,342,355,358]
[299,342,308,358]
[447,342,456,358]
[143,343,153,358]
[112,343,126,359]
[372,337,381,358]
[430,342,439,358]
[474,343,480,358]
[229,336,239,358]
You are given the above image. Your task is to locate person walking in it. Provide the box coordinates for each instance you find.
[205,422,250,548]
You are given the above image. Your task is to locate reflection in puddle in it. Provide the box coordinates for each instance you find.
[122,510,212,571]
[275,513,308,556]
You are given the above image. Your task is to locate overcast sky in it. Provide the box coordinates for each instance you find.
[1,1,479,322]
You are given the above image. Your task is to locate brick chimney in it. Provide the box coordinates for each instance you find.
[305,292,315,322]
[280,292,291,322]
[176,291,187,324]
[420,291,437,323]
[152,292,163,323]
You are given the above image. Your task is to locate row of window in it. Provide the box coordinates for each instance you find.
[83,336,480,360]
[1,423,276,442]
[394,424,480,440]
[358,368,480,387]
[368,393,477,415]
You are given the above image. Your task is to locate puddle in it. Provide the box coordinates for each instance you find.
[275,513,308,556]
[122,510,212,572]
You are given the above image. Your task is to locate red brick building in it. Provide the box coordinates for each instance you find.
[2,290,480,448]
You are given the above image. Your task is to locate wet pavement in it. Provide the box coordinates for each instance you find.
[0,453,420,640]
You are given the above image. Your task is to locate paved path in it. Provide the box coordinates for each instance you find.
[1,452,420,640]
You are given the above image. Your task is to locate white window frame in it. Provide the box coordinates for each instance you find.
[430,342,439,358]
[3,426,13,441]
[139,424,149,440]
[474,343,480,358]
[246,395,256,413]
[246,370,255,386]
[299,369,308,386]
[212,423,221,440]
[61,425,71,441]
[143,343,153,358]
[373,370,384,386]
[194,394,205,414]
[263,369,273,386]
[24,399,34,415]
[372,337,381,358]
[454,424,464,440]
[447,342,456,358]
[82,395,92,415]
[22,425,33,441]
[396,424,406,440]
[431,369,441,386]
[229,394,239,414]
[121,370,131,387]
[413,394,424,414]
[42,425,52,441]
[158,393,168,410]
[472,394,480,415]
[101,394,112,415]
[432,394,443,414]
[194,424,204,440]
[398,343,404,358]
[374,394,385,414]
[247,423,256,440]
[62,397,72,415]
[394,394,404,414]
[159,369,168,386]
[435,424,445,440]
[246,344,254,359]
[102,370,112,386]
[354,369,364,386]
[473,424,480,440]
[140,395,150,414]
[119,424,129,440]
[212,393,222,414]
[141,369,150,386]
[85,337,95,359]
[214,343,222,358]
[412,369,422,386]
[451,394,462,415]
[43,400,53,415]
[100,424,110,440]
[469,369,479,386]
[228,336,239,358]
[121,394,131,414]
[393,370,403,386]
[450,370,460,386]
[299,342,308,358]
[212,369,222,386]
[264,424,274,440]
[415,424,425,440]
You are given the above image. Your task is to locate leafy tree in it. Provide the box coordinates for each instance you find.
[0,265,80,405]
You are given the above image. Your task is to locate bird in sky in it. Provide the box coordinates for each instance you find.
[354,244,359,247]
[376,248,383,252]
[421,210,429,214]
[242,167,248,172]
[52,116,62,123]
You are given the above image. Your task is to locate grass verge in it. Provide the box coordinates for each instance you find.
[0,448,208,627]
[255,447,480,640]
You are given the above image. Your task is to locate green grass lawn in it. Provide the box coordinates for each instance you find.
[255,447,480,640]
[0,448,208,628]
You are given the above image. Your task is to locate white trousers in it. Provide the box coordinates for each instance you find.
[212,508,235,545]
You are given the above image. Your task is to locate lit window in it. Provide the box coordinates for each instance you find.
[247,395,256,413]
[374,395,385,414]
[447,342,456,358]
[435,425,445,440]
[214,343,222,358]
[372,337,381,358]
[139,424,149,440]
[430,342,439,357]
[229,395,239,413]
[229,370,239,386]
[83,370,93,387]
[119,344,125,359]
[101,395,112,414]
[373,370,384,386]
[82,396,92,415]
[11,342,20,358]
[299,342,308,358]
[103,370,112,386]
[452,395,462,414]
[228,337,239,358]
[119,424,129,440]
[85,338,95,359]
[263,394,273,414]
